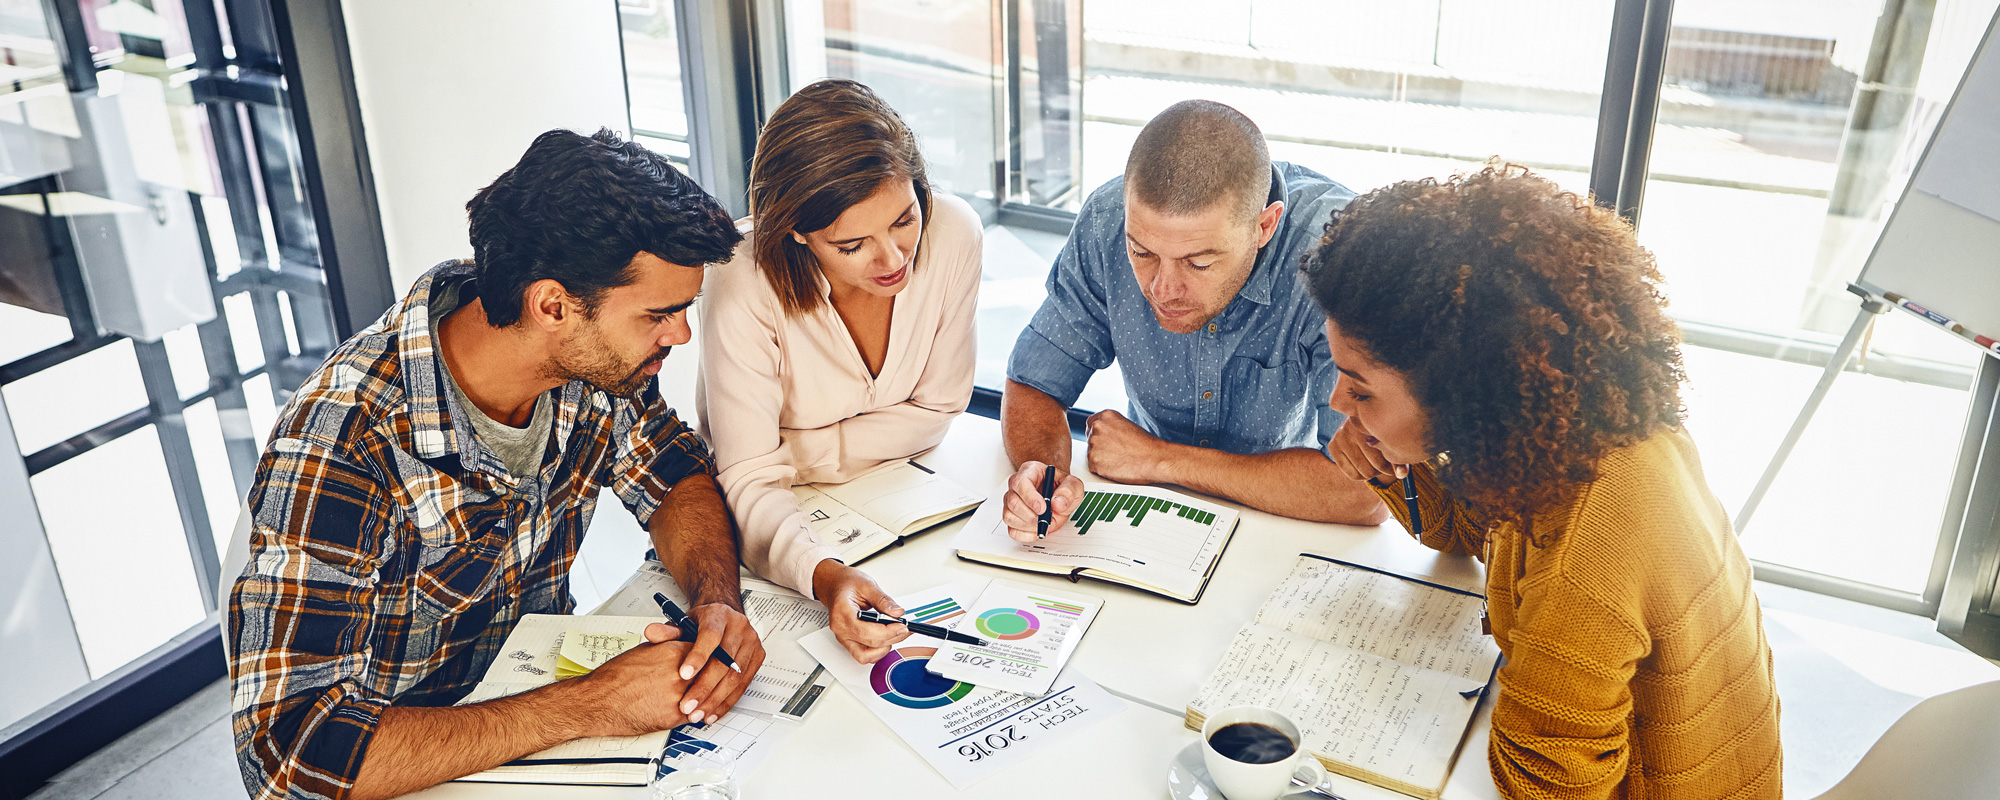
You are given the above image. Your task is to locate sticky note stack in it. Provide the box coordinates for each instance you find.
[555,629,645,679]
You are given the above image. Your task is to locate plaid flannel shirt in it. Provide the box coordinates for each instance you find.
[226,260,714,800]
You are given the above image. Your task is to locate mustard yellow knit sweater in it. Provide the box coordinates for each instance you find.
[1372,428,1782,800]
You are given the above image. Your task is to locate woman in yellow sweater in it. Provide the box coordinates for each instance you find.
[1300,165,1782,799]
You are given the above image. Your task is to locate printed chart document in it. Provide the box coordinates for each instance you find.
[799,583,1126,789]
[926,580,1102,696]
[1188,555,1501,800]
[595,561,832,719]
[794,459,982,565]
[593,562,820,784]
[953,480,1240,603]
[453,614,669,785]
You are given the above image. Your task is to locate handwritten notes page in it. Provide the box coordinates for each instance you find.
[799,582,1126,789]
[1189,556,1500,799]
[792,460,983,564]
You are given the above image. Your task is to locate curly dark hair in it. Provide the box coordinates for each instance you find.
[466,128,742,327]
[1300,163,1686,530]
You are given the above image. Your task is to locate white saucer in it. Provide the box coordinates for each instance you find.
[1167,741,1221,800]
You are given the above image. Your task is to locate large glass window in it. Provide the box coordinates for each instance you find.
[634,0,2000,618]
[619,0,691,165]
[1637,0,2000,596]
[786,0,1001,211]
[990,0,1620,409]
[1,0,339,716]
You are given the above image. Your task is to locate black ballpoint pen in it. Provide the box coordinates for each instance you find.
[859,609,990,646]
[1402,471,1423,537]
[1037,464,1056,539]
[653,592,743,673]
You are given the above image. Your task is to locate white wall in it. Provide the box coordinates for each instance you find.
[340,0,631,294]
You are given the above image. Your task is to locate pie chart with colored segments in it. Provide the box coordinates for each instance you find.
[974,608,1041,641]
[869,647,974,709]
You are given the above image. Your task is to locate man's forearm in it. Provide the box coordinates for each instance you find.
[349,676,599,800]
[1157,446,1388,525]
[1002,380,1074,471]
[651,472,743,608]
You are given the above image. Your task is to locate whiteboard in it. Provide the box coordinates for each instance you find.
[1854,9,2000,357]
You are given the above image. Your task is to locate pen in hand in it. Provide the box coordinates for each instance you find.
[1037,464,1056,539]
[1401,471,1423,537]
[652,592,743,674]
[859,609,990,646]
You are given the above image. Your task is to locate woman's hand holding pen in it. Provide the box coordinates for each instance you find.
[813,559,910,664]
[1326,417,1403,485]
[1002,460,1085,542]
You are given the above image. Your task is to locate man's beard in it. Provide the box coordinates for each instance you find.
[550,323,668,398]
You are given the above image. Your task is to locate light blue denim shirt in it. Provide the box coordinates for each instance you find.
[1007,162,1355,456]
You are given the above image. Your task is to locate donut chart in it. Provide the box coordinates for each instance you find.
[974,607,1041,641]
[869,646,974,709]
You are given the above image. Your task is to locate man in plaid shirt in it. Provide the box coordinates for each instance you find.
[227,129,764,800]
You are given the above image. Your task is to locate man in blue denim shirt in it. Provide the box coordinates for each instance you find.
[998,101,1387,537]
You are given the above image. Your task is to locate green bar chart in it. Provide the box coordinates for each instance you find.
[1072,490,1216,535]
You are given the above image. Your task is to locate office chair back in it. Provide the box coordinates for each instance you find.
[1811,679,2000,800]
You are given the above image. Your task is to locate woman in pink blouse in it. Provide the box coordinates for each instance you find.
[697,79,981,663]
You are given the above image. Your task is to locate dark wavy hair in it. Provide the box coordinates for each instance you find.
[466,128,742,327]
[1300,163,1686,531]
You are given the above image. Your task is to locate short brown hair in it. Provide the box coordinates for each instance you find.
[750,79,932,315]
[1301,163,1686,531]
[1124,100,1270,221]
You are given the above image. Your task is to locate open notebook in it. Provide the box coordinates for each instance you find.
[794,459,981,564]
[453,614,669,785]
[951,481,1240,604]
[1187,554,1501,800]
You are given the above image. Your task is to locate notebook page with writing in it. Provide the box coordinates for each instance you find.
[454,615,669,784]
[818,459,981,534]
[1188,556,1499,799]
[791,484,901,565]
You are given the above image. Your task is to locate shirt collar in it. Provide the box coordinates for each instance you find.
[1235,164,1289,307]
[394,260,478,465]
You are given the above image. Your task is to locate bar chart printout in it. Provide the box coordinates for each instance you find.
[1069,490,1216,535]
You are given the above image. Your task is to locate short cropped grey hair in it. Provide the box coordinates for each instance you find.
[1123,100,1271,222]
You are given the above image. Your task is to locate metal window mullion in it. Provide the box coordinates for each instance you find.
[1939,356,2000,657]
[132,339,223,614]
[189,193,263,498]
[1613,0,1677,227]
[1931,356,1998,609]
[1588,0,1649,210]
[675,0,760,217]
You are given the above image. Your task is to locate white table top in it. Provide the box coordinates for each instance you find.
[419,413,1500,800]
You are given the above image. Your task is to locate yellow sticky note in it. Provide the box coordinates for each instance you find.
[555,629,644,678]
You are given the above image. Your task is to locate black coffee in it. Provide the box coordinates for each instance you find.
[1208,722,1296,764]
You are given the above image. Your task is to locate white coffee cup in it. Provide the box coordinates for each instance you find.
[1199,706,1329,800]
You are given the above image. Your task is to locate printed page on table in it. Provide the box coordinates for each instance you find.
[925,580,1102,696]
[594,561,833,719]
[798,582,1127,789]
[953,480,1238,599]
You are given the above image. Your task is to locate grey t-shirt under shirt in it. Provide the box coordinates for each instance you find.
[431,279,553,478]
